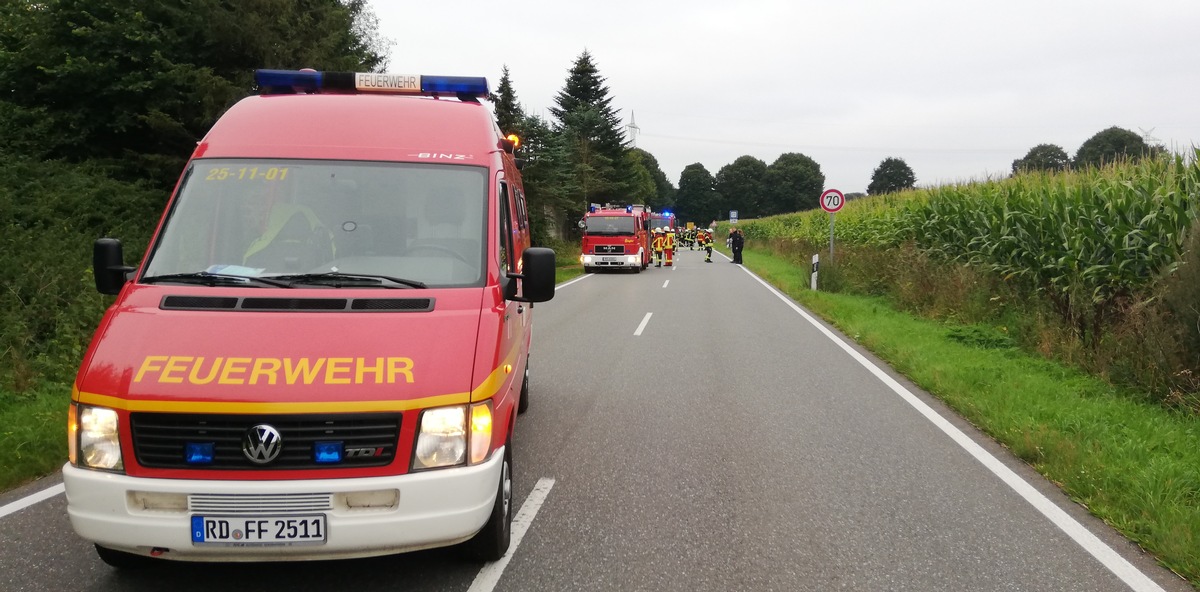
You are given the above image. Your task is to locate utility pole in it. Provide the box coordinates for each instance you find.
[626,111,640,148]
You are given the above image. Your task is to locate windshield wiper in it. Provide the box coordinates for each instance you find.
[268,272,427,289]
[141,272,294,288]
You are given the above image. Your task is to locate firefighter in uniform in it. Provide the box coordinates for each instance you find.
[652,227,665,267]
[702,229,713,262]
[664,227,676,266]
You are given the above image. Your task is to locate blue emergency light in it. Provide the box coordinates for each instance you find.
[184,442,215,464]
[255,70,489,99]
[314,441,344,464]
[626,205,633,213]
[589,205,597,213]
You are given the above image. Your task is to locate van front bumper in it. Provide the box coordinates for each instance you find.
[62,447,503,562]
[582,253,641,268]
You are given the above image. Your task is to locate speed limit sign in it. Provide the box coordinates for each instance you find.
[820,189,845,213]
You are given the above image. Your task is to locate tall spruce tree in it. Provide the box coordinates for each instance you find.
[489,65,522,137]
[550,50,629,205]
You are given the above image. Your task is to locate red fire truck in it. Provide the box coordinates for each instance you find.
[578,204,651,273]
[65,69,555,566]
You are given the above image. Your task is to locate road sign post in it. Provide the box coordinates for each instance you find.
[730,210,738,224]
[819,189,845,263]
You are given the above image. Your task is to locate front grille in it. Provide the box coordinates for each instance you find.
[130,413,401,470]
[190,493,333,513]
[594,245,624,254]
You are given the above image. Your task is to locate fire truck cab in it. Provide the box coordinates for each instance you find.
[66,69,555,566]
[578,204,651,273]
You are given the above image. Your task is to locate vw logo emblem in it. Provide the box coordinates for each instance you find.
[243,424,283,464]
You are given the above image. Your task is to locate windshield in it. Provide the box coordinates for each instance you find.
[651,216,674,229]
[142,160,488,288]
[584,215,637,235]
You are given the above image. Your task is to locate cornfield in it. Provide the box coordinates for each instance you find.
[738,153,1200,340]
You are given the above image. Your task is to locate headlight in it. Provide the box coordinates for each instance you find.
[413,403,495,470]
[414,406,466,469]
[627,256,637,264]
[582,255,593,264]
[76,404,123,471]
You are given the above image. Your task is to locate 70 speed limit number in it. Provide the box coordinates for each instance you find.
[820,189,845,213]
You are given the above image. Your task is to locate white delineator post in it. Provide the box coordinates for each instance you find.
[811,253,819,291]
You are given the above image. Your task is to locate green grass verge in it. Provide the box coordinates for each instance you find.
[0,385,68,490]
[556,265,585,285]
[735,244,1200,584]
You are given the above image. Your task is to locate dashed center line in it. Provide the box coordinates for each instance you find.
[662,280,670,288]
[633,312,653,336]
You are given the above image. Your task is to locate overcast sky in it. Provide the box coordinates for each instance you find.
[370,0,1199,194]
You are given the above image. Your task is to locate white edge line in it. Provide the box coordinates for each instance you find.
[556,274,593,289]
[738,265,1165,592]
[633,312,653,336]
[467,477,556,592]
[0,483,64,520]
[662,280,670,288]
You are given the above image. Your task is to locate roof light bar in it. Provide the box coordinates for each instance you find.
[255,70,489,98]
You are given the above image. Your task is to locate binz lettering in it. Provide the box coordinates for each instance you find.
[413,153,472,160]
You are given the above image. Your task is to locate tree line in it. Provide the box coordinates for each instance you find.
[1012,127,1165,174]
[0,0,1171,392]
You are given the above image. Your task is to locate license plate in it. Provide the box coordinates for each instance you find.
[191,515,327,546]
[602,257,615,262]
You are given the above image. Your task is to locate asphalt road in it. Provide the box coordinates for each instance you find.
[0,247,1189,591]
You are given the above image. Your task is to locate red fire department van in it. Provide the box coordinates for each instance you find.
[578,204,651,272]
[649,212,677,238]
[65,69,555,566]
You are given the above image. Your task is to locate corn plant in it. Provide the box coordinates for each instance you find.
[736,153,1199,340]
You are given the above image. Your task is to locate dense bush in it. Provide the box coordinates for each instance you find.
[0,157,163,392]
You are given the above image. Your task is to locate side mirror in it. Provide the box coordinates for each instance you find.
[506,247,555,303]
[577,219,586,230]
[93,238,136,295]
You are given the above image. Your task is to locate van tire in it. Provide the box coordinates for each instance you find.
[518,358,530,414]
[95,544,154,569]
[464,444,512,561]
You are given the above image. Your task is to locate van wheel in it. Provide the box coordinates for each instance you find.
[464,444,512,561]
[95,544,154,569]
[518,358,530,414]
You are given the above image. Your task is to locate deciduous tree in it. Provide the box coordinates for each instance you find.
[674,163,722,226]
[867,157,916,195]
[1012,144,1070,174]
[764,153,824,214]
[716,156,768,218]
[1074,126,1153,169]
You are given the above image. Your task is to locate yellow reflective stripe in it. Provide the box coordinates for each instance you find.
[74,390,470,414]
[470,341,522,403]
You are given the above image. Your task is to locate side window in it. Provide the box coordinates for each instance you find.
[515,188,528,230]
[498,181,515,272]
